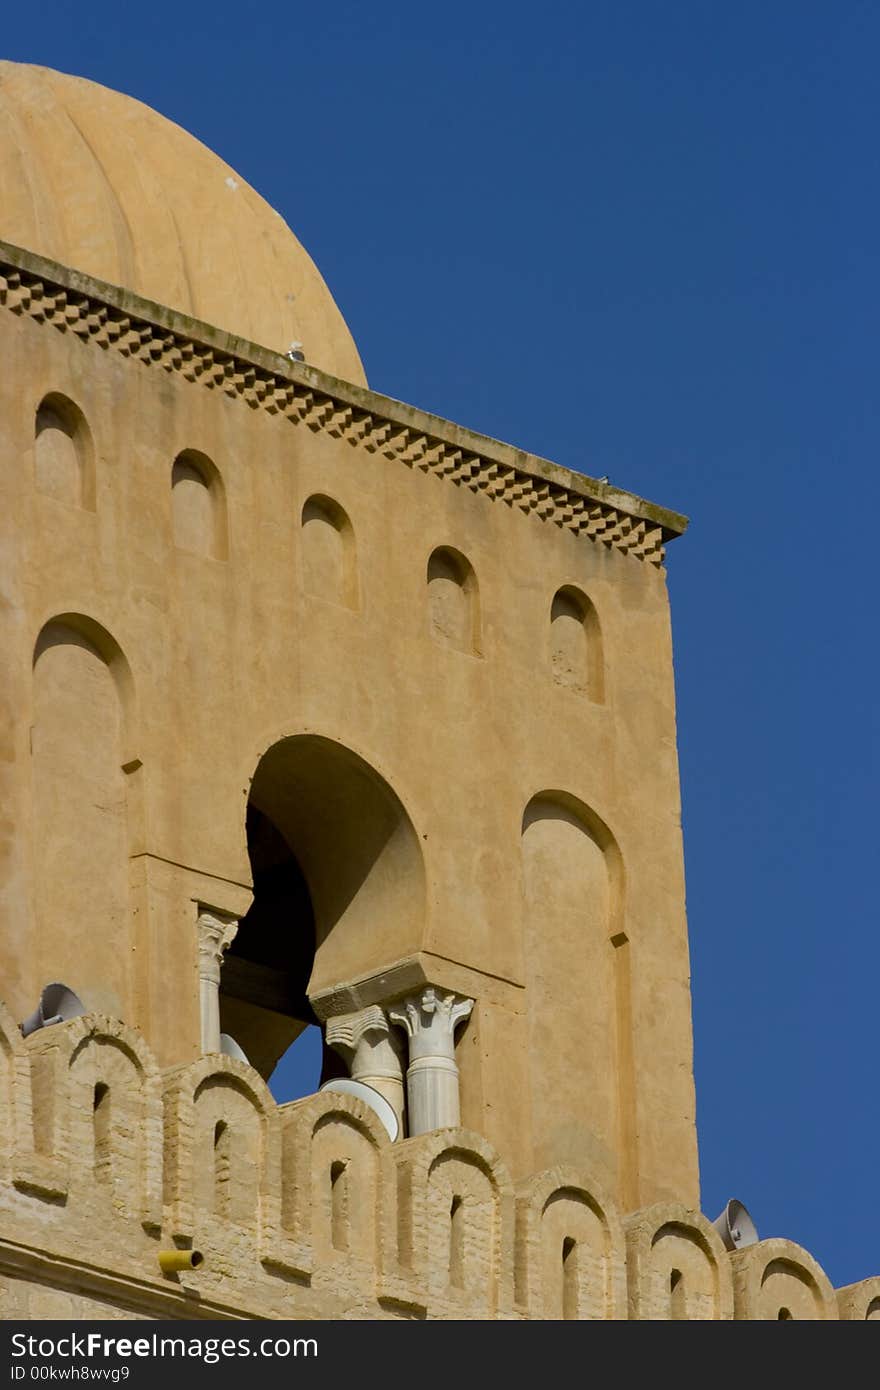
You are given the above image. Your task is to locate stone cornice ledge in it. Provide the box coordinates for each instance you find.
[0,240,688,567]
[0,1236,255,1321]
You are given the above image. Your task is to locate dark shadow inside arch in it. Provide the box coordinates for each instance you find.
[219,734,425,1092]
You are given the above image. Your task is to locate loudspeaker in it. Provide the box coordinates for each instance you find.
[319,1077,399,1141]
[711,1198,759,1251]
[20,982,86,1037]
[219,1032,249,1064]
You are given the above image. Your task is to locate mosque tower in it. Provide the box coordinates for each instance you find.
[0,62,874,1320]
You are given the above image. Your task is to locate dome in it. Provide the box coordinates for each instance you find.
[0,61,366,384]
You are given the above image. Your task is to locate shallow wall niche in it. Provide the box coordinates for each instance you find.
[171,450,227,559]
[301,495,358,608]
[427,547,480,654]
[34,394,95,509]
[520,794,626,1196]
[31,618,133,1018]
[550,586,603,701]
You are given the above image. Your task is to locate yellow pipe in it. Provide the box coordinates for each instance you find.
[158,1249,204,1274]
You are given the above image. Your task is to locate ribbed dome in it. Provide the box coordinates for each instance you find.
[0,61,366,384]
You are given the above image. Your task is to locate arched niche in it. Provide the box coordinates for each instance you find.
[540,1187,621,1319]
[311,1110,381,1263]
[651,1223,722,1320]
[220,735,425,1083]
[731,1240,837,1320]
[278,1089,389,1265]
[67,1028,161,1226]
[162,1054,276,1245]
[520,793,626,1193]
[427,546,480,654]
[515,1167,625,1319]
[171,449,227,559]
[301,495,358,608]
[624,1205,733,1319]
[392,1129,512,1315]
[31,617,137,1018]
[192,1075,263,1228]
[34,393,95,510]
[550,586,604,701]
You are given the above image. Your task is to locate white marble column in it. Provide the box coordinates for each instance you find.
[388,986,474,1136]
[325,1005,406,1134]
[196,908,238,1054]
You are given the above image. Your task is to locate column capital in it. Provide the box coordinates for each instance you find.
[196,907,239,987]
[388,986,473,1061]
[326,1005,404,1081]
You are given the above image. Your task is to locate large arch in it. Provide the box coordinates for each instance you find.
[219,735,426,1081]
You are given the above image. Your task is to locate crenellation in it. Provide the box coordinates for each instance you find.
[624,1203,734,1321]
[837,1276,880,1320]
[514,1167,627,1320]
[389,1129,514,1319]
[0,1001,865,1318]
[23,1016,163,1232]
[730,1238,839,1321]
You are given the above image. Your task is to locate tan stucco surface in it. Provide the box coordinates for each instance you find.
[0,241,699,1215]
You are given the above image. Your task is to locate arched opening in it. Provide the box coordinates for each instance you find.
[562,1236,579,1319]
[220,735,425,1095]
[670,1267,686,1320]
[213,1119,231,1219]
[219,799,320,1083]
[330,1159,349,1251]
[778,1306,793,1320]
[93,1083,111,1183]
[449,1195,465,1289]
[34,393,95,509]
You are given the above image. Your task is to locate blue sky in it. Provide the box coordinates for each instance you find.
[5,1,877,1288]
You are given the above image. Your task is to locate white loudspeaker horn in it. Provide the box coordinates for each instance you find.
[219,1032,250,1064]
[319,1077,399,1142]
[711,1198,759,1251]
[20,982,86,1037]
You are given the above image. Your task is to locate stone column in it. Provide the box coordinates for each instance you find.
[325,1005,406,1135]
[389,986,474,1136]
[196,908,238,1054]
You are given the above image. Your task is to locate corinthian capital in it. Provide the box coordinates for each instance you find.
[388,986,473,1061]
[196,908,239,986]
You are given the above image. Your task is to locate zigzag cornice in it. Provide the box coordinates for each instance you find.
[0,240,687,567]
